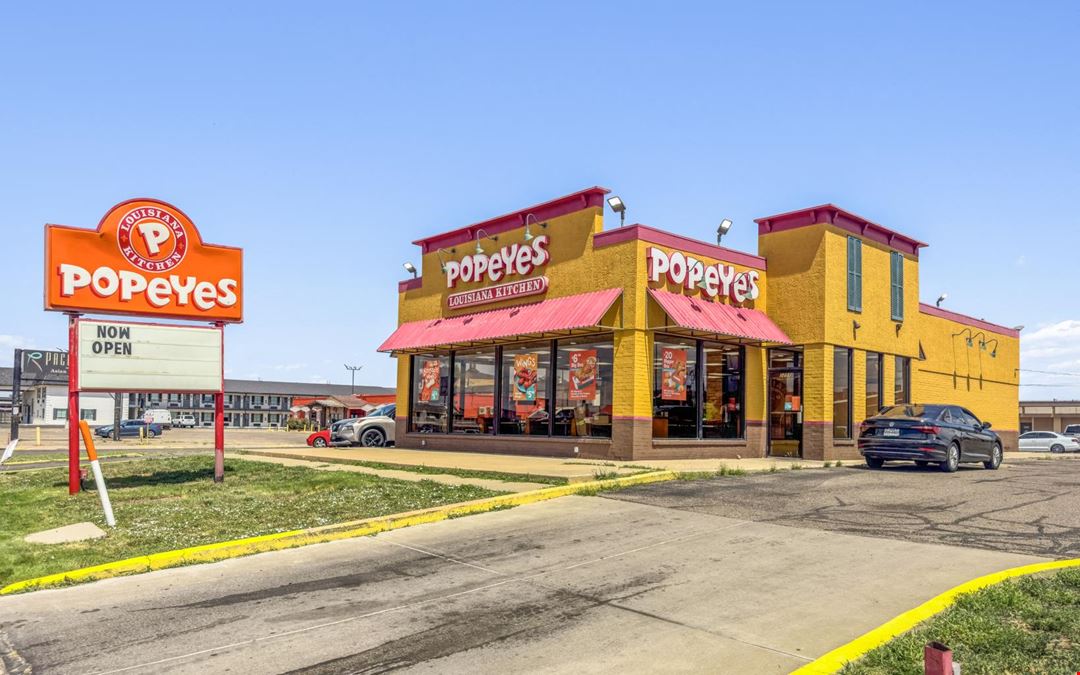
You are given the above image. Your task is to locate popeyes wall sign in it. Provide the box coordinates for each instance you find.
[44,199,243,322]
[647,247,760,304]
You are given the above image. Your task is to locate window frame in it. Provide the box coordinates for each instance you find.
[865,352,883,417]
[407,333,615,439]
[894,355,911,405]
[651,334,745,441]
[890,251,905,321]
[833,346,853,440]
[847,236,863,312]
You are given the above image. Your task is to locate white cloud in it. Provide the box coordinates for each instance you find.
[1021,320,1080,399]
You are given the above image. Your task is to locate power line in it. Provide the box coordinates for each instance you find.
[1018,368,1080,378]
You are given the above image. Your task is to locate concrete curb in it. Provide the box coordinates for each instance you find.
[792,557,1080,674]
[0,470,677,595]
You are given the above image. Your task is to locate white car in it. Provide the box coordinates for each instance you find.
[1017,431,1080,453]
[173,413,197,428]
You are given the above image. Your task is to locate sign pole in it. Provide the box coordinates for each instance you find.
[67,314,81,495]
[214,322,225,483]
[9,348,21,442]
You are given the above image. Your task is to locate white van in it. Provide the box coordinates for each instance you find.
[173,413,197,428]
[143,408,173,429]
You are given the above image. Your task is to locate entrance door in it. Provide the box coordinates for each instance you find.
[768,349,803,458]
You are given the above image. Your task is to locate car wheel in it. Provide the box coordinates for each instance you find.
[1051,444,1064,454]
[312,437,327,448]
[984,443,1002,470]
[940,443,960,472]
[360,428,386,448]
[146,429,157,438]
[865,456,884,469]
[914,460,929,468]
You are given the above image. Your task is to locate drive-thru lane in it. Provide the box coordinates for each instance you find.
[0,467,1049,675]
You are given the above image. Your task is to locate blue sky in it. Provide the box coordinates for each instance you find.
[1,1,1078,397]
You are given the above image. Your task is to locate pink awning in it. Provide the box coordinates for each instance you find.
[379,288,622,353]
[648,288,792,344]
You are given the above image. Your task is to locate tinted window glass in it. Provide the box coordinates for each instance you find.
[554,336,614,438]
[878,404,945,419]
[500,341,551,436]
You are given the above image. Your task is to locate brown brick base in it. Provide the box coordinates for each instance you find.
[395,418,770,461]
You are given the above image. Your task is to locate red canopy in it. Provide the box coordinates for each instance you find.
[648,288,791,344]
[379,288,622,353]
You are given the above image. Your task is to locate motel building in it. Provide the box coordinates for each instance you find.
[379,187,1020,461]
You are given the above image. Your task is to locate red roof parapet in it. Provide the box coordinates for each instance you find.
[412,187,610,254]
[755,204,928,257]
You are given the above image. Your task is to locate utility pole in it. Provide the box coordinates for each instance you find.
[344,364,363,394]
[9,349,22,442]
[112,392,122,441]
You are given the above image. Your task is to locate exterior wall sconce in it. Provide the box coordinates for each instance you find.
[474,228,497,255]
[523,213,547,242]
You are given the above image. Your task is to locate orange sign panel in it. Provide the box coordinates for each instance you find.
[44,199,243,323]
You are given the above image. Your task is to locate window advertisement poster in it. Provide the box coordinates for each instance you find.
[661,348,688,401]
[419,359,442,401]
[513,353,539,402]
[568,350,598,400]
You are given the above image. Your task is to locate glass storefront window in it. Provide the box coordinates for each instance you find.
[554,337,614,438]
[410,353,449,433]
[500,342,551,435]
[895,355,911,405]
[833,347,852,439]
[702,343,743,439]
[652,336,698,438]
[452,348,497,434]
[866,352,882,417]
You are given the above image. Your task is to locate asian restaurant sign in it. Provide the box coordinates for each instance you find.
[646,247,760,304]
[44,199,244,322]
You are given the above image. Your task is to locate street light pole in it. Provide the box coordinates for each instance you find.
[344,364,363,394]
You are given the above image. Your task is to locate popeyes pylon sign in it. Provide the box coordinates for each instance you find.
[44,199,243,322]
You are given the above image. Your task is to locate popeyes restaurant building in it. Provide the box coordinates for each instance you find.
[379,187,1020,461]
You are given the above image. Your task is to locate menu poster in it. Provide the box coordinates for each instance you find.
[660,348,688,401]
[568,349,598,400]
[419,359,441,402]
[513,353,538,402]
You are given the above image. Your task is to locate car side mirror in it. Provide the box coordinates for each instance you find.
[981,421,992,430]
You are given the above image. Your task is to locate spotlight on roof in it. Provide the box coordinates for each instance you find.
[606,195,627,226]
[936,293,948,307]
[402,262,417,278]
[1014,325,1025,332]
[717,219,733,244]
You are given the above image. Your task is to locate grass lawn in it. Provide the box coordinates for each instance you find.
[3,449,145,465]
[0,457,504,586]
[236,451,570,486]
[843,569,1080,675]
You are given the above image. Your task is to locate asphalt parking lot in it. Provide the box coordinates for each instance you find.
[607,457,1080,559]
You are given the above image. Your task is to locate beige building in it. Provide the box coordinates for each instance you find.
[1019,401,1080,434]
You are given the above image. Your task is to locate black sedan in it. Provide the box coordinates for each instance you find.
[94,420,163,439]
[859,404,1002,472]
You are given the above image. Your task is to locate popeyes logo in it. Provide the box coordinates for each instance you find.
[45,199,243,322]
[444,235,550,288]
[116,205,189,272]
[647,247,760,304]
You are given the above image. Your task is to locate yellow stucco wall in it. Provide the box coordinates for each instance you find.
[914,312,1020,433]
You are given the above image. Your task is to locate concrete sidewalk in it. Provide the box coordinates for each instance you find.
[242,445,840,482]
[227,451,550,493]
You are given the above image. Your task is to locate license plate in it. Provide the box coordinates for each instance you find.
[883,428,900,437]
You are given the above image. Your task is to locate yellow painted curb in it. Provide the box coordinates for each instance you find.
[0,470,677,595]
[792,557,1080,674]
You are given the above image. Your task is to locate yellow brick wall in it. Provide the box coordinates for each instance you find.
[913,311,1019,433]
[757,226,826,345]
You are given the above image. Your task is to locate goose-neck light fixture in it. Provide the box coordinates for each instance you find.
[523,213,547,242]
[402,262,417,278]
[474,228,497,254]
[936,293,948,307]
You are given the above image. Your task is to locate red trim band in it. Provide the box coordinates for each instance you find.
[594,224,767,271]
[918,303,1020,338]
[412,187,610,254]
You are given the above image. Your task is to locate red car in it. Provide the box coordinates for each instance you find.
[306,429,331,448]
